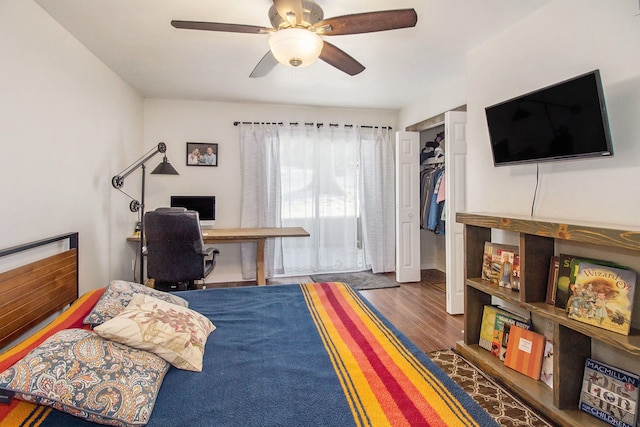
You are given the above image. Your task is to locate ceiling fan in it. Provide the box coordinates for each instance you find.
[171,0,417,78]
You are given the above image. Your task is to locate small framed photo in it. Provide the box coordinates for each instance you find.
[186,142,218,167]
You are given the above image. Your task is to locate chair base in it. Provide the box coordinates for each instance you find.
[154,280,196,292]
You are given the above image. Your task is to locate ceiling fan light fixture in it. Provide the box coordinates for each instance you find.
[269,28,323,68]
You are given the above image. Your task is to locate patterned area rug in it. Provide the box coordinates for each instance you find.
[310,270,399,290]
[428,349,555,427]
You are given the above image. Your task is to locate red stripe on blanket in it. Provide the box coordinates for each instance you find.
[0,288,103,372]
[317,282,430,424]
[304,282,481,427]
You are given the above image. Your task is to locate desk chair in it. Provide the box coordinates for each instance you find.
[144,207,218,291]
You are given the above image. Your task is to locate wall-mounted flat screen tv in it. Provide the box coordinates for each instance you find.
[485,70,613,166]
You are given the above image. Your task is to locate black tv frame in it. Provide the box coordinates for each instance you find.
[485,70,613,167]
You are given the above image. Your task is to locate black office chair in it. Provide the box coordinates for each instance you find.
[144,207,218,291]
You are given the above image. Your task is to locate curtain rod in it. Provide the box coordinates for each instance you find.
[233,121,392,130]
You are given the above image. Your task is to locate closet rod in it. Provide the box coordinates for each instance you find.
[233,121,391,130]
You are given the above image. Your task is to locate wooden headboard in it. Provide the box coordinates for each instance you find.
[0,233,79,349]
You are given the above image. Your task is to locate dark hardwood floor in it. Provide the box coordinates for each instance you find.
[358,271,464,354]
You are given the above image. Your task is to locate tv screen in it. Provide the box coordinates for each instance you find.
[170,196,216,221]
[485,70,613,166]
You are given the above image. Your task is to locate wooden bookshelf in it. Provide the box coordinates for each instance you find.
[456,212,640,427]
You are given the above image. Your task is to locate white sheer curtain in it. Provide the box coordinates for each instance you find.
[359,127,395,273]
[239,124,283,279]
[239,123,394,277]
[279,124,364,274]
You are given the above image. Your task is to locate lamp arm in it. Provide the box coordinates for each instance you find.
[112,142,167,189]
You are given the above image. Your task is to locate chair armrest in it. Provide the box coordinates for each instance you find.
[203,248,220,259]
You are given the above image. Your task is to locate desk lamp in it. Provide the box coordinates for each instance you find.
[112,142,178,283]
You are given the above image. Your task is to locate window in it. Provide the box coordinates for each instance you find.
[280,126,364,274]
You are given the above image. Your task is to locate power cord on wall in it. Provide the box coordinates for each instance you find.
[530,163,540,217]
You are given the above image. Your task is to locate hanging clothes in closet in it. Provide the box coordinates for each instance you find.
[419,131,446,234]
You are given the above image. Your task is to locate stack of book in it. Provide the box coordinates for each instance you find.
[479,305,548,381]
[478,246,640,422]
[545,254,636,335]
[481,242,521,291]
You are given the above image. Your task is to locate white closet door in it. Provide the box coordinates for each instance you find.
[444,111,467,314]
[395,131,421,282]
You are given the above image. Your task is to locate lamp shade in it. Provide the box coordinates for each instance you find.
[151,156,179,175]
[269,28,323,68]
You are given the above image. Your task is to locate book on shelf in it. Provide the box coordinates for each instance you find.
[504,325,546,380]
[510,253,521,291]
[545,256,559,305]
[553,254,576,310]
[579,358,639,427]
[481,242,519,291]
[540,319,554,389]
[479,305,530,355]
[491,312,531,360]
[540,341,554,389]
[567,261,636,335]
[479,305,501,352]
[553,254,625,311]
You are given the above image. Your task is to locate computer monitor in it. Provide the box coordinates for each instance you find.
[170,195,216,228]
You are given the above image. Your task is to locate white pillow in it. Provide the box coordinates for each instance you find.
[83,280,189,326]
[94,294,215,372]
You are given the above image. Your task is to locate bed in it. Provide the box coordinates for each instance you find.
[0,234,498,427]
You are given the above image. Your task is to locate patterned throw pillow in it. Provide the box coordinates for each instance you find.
[94,294,216,372]
[0,329,169,426]
[83,280,189,326]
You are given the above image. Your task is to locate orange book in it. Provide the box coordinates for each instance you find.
[504,325,545,380]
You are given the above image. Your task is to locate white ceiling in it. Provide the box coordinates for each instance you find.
[34,0,549,110]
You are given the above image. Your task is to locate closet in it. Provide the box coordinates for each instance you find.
[395,106,467,314]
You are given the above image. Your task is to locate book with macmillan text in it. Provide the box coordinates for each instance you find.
[481,242,519,290]
[567,262,636,335]
[579,358,639,427]
[504,325,545,380]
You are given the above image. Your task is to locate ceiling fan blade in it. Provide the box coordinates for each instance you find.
[250,51,279,78]
[171,20,269,34]
[319,41,365,76]
[273,0,304,26]
[314,9,417,35]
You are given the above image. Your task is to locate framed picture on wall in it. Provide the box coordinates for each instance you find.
[186,142,218,167]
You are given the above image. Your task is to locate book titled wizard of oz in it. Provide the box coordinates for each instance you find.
[567,262,636,335]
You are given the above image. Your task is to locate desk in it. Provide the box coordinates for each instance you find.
[128,227,309,285]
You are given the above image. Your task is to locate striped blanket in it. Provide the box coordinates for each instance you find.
[0,282,495,426]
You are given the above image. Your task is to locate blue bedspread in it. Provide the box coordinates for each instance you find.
[20,284,497,426]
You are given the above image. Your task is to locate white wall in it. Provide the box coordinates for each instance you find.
[0,0,144,293]
[463,0,640,371]
[398,76,467,131]
[398,77,466,271]
[466,0,640,225]
[397,0,640,270]
[142,99,397,282]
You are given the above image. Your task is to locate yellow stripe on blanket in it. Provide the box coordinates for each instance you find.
[301,282,482,427]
